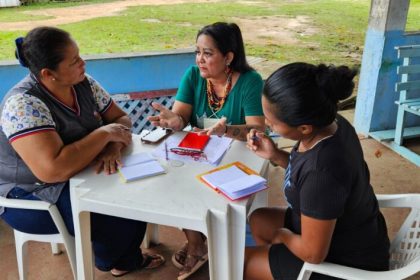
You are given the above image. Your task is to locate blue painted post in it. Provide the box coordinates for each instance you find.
[354,0,420,134]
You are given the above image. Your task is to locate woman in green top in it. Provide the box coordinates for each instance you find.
[148,22,265,141]
[148,22,265,279]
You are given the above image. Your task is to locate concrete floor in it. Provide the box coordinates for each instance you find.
[0,109,419,280]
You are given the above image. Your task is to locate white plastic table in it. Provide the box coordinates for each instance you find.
[70,133,269,280]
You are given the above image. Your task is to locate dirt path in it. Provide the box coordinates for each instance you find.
[1,0,320,76]
[1,0,317,48]
[1,0,221,31]
[236,15,317,46]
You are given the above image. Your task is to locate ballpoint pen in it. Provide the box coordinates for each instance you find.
[251,131,259,141]
[165,141,169,161]
[251,132,281,141]
[269,132,281,138]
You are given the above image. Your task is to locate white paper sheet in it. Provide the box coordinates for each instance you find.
[152,134,233,165]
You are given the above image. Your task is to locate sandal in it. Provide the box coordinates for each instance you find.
[177,253,208,280]
[172,233,207,269]
[172,242,188,269]
[111,253,165,277]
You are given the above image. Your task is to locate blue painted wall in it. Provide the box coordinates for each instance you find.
[0,49,195,100]
[355,29,420,133]
[0,62,29,100]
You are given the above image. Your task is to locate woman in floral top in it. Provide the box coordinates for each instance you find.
[0,27,164,277]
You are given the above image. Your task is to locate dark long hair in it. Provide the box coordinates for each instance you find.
[263,62,357,127]
[197,22,253,73]
[15,26,72,77]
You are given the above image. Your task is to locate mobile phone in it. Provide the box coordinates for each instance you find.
[141,127,172,144]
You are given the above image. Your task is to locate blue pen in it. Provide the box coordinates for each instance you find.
[251,135,259,141]
[251,132,280,141]
[251,131,259,141]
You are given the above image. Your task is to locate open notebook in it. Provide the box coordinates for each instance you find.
[198,162,267,200]
[118,153,165,182]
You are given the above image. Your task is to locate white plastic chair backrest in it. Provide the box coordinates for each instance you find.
[377,194,420,269]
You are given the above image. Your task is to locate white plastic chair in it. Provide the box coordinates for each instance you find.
[297,193,420,280]
[0,196,76,280]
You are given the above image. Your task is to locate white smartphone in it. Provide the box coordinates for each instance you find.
[141,127,172,144]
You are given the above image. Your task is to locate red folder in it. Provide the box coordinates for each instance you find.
[178,132,210,151]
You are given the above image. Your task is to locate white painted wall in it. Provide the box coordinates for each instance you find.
[0,0,20,7]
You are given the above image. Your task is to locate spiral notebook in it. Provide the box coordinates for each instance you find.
[118,153,165,182]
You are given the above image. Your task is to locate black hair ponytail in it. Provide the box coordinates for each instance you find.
[263,62,357,127]
[15,37,29,68]
[315,64,357,103]
[13,26,72,77]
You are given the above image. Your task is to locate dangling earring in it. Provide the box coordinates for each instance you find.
[224,62,231,74]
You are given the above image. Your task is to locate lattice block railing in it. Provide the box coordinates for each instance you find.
[110,56,267,134]
[113,91,176,134]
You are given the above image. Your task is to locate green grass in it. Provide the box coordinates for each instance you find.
[62,2,274,54]
[0,9,51,22]
[407,0,420,31]
[0,0,419,66]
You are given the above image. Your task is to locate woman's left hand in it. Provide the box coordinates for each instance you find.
[93,142,124,174]
[194,117,227,137]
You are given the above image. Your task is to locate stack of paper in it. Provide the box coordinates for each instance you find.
[199,162,267,200]
[152,133,233,165]
[119,153,165,182]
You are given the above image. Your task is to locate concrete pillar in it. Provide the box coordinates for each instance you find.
[354,0,420,134]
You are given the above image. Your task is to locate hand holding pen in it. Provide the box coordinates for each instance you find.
[247,129,263,147]
[246,129,278,160]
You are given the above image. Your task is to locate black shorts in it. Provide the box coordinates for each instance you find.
[268,208,341,280]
